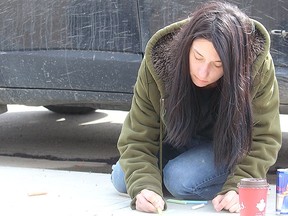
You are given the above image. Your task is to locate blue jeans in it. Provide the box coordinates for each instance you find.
[111,139,230,200]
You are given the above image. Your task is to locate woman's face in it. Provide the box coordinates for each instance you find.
[189,38,223,88]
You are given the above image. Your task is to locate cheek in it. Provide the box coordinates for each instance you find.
[189,58,197,75]
[218,70,224,78]
[213,70,224,80]
[189,63,194,76]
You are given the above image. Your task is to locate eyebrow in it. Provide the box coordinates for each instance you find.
[192,47,222,63]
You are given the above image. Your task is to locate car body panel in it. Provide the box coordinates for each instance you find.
[0,50,140,92]
[0,0,142,52]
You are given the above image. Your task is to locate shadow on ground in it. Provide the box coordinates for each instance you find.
[0,108,125,172]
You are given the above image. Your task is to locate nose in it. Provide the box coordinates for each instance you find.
[197,63,209,79]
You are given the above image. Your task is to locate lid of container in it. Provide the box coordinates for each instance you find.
[238,178,269,188]
[277,168,288,173]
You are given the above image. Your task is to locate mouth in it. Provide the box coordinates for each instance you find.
[194,75,208,84]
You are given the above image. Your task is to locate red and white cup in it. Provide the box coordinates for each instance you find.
[238,178,269,216]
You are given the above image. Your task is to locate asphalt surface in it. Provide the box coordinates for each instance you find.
[0,105,287,173]
[0,105,126,173]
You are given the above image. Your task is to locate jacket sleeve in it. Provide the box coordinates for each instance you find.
[221,53,282,193]
[117,57,163,208]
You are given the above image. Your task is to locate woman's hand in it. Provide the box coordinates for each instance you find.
[135,189,165,213]
[212,190,240,213]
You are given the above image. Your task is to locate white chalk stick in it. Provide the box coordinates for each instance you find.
[191,203,206,210]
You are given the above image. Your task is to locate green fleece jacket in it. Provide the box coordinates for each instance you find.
[117,19,282,209]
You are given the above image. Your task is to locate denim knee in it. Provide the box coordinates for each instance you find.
[111,161,127,193]
[163,150,229,200]
[163,160,204,199]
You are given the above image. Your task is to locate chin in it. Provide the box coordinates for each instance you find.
[193,81,217,89]
[195,83,208,88]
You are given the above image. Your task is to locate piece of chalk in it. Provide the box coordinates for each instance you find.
[157,207,163,215]
[191,203,206,210]
[167,199,208,204]
[27,192,47,196]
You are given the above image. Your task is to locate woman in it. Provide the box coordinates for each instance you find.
[111,1,282,213]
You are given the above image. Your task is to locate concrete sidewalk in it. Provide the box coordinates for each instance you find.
[0,166,278,216]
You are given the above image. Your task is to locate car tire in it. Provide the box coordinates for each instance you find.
[44,105,96,114]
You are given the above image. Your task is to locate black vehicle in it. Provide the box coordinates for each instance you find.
[0,0,287,114]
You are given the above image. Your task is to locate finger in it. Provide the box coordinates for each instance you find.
[228,202,240,213]
[141,189,165,209]
[213,191,238,212]
[212,195,225,212]
[136,190,164,213]
[212,194,223,206]
[141,189,157,202]
[152,198,165,211]
[222,191,239,211]
[136,193,157,213]
[136,201,157,212]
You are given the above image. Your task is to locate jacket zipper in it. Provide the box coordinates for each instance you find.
[159,98,165,175]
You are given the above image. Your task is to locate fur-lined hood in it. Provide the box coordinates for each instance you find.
[143,19,269,97]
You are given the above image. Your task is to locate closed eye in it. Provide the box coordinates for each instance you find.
[214,62,222,68]
[193,50,204,60]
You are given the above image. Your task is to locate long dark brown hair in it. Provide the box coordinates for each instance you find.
[164,1,253,169]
